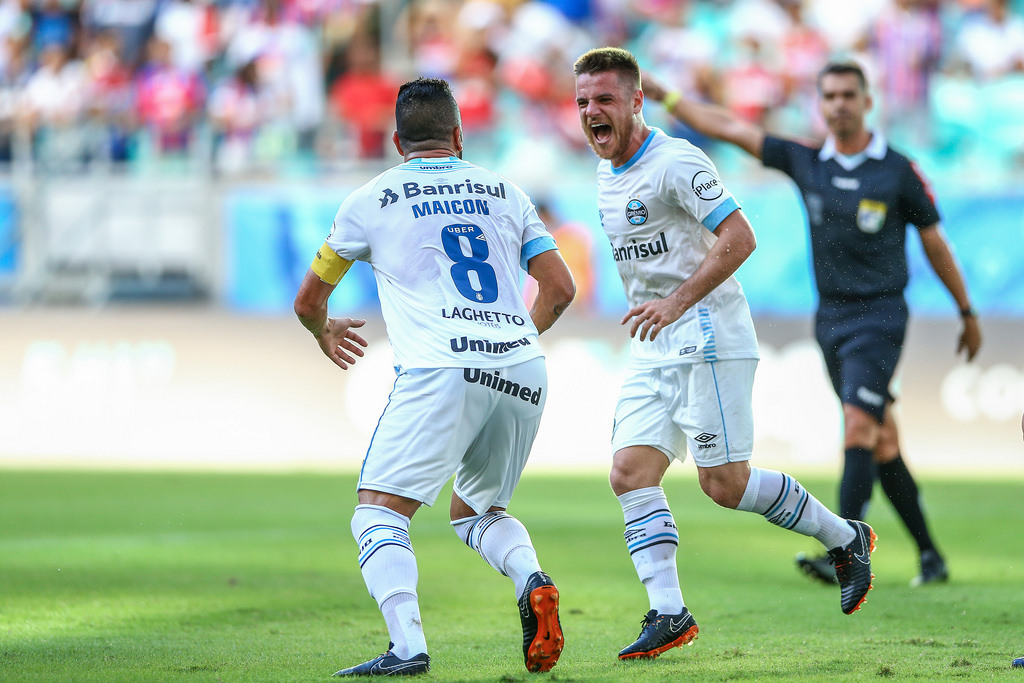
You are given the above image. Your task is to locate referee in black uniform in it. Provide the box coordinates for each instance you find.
[643,61,982,586]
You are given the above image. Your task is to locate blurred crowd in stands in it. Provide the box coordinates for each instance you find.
[2,0,1022,178]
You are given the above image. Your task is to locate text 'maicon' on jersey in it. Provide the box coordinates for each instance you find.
[625,198,648,225]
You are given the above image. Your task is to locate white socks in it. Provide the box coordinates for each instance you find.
[452,511,541,597]
[736,467,855,550]
[618,486,685,615]
[351,504,427,659]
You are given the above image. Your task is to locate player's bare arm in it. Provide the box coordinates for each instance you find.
[624,209,756,341]
[527,249,576,334]
[918,224,982,361]
[641,71,766,160]
[294,267,368,370]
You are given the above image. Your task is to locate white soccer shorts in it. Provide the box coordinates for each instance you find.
[358,356,547,513]
[611,359,757,468]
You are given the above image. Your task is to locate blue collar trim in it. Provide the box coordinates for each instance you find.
[612,128,657,175]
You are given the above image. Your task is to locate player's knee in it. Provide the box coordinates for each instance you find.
[874,437,900,462]
[874,415,900,460]
[610,446,670,495]
[699,478,744,509]
[697,471,744,509]
[843,405,880,449]
[609,460,657,496]
[609,463,637,496]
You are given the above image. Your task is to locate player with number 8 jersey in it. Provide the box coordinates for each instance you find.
[322,155,555,371]
[294,77,574,677]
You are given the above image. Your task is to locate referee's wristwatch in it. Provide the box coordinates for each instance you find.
[959,305,978,319]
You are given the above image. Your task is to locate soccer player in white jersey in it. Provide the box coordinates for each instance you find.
[573,47,876,660]
[294,77,575,677]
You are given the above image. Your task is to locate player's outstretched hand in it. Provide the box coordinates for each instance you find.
[958,316,981,362]
[622,298,684,342]
[316,317,368,370]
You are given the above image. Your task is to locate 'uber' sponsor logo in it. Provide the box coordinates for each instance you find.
[692,170,723,200]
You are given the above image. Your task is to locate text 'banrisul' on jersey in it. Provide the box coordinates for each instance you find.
[378,181,508,218]
[611,232,669,262]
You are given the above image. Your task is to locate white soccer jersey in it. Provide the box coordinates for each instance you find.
[596,128,759,367]
[325,156,556,370]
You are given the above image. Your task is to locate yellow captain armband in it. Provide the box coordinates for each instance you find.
[311,242,353,285]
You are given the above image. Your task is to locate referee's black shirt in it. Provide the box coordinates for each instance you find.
[762,134,940,302]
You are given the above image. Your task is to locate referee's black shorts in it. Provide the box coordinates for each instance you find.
[814,294,908,423]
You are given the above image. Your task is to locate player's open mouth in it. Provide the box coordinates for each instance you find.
[591,123,612,144]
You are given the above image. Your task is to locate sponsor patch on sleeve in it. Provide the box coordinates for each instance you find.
[691,171,723,201]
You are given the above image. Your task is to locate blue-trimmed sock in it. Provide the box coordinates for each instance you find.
[618,486,684,615]
[452,511,541,597]
[737,468,854,550]
[351,504,426,658]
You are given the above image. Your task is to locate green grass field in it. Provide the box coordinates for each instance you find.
[1,469,1022,682]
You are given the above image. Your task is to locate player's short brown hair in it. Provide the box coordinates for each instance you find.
[573,47,641,91]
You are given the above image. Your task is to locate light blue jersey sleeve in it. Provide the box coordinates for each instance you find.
[701,197,740,231]
[521,235,558,271]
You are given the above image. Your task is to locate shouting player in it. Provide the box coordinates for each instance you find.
[573,47,875,661]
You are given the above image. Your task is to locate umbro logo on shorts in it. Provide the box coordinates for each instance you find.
[694,432,718,450]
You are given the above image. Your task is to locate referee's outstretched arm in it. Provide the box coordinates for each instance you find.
[641,71,766,159]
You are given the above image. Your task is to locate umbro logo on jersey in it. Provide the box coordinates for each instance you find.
[379,188,399,208]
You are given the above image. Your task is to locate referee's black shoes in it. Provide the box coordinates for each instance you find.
[911,549,949,587]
